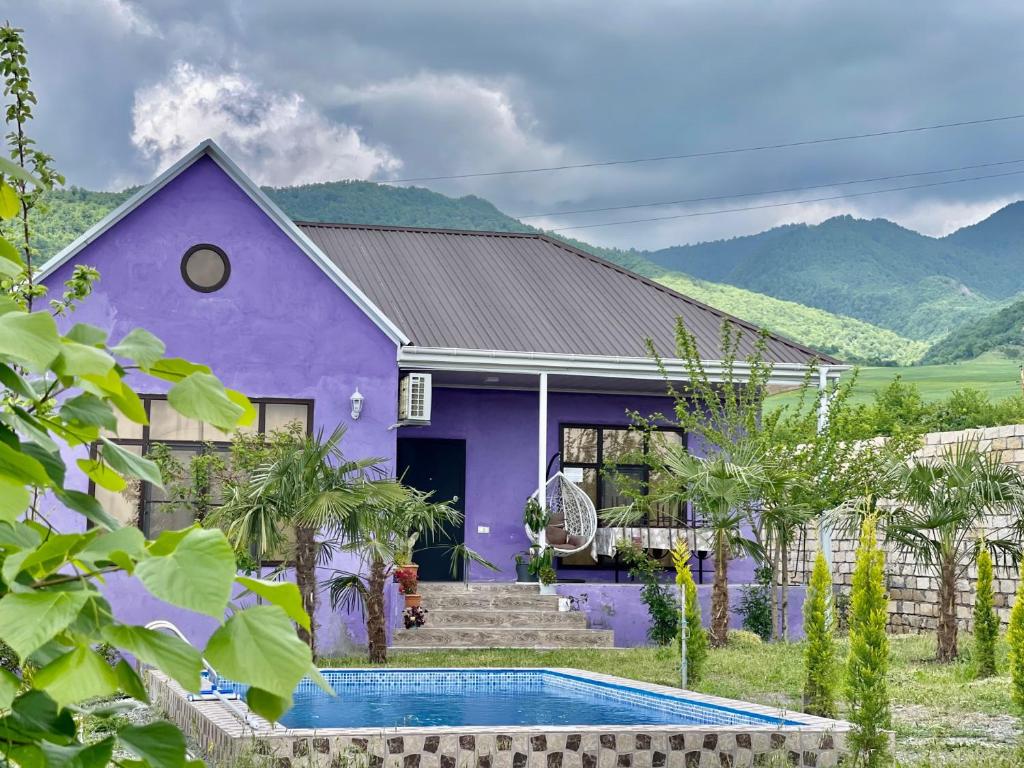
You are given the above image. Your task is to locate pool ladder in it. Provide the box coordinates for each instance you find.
[144,620,262,729]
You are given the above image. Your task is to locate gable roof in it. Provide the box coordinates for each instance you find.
[36,139,409,347]
[298,222,837,366]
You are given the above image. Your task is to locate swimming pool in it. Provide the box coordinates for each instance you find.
[241,669,801,729]
[152,667,851,768]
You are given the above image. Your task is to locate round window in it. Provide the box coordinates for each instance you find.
[181,244,230,292]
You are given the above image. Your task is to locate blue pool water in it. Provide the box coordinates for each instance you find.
[239,669,793,730]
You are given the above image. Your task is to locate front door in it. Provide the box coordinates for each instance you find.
[396,438,467,582]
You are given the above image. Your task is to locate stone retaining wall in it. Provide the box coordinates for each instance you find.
[791,424,1024,633]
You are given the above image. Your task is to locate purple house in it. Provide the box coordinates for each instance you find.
[40,140,839,652]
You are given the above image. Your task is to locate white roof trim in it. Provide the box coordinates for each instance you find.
[398,345,849,386]
[37,139,410,347]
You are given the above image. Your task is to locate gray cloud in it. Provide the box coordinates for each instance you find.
[11,0,1024,249]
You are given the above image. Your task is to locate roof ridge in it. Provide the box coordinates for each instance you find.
[535,234,837,364]
[294,220,541,238]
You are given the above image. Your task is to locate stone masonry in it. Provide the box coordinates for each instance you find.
[790,424,1024,634]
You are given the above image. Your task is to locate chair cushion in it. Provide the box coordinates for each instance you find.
[545,525,568,545]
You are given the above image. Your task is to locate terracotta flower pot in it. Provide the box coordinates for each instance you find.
[404,593,422,609]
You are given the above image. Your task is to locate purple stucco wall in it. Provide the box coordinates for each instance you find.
[555,583,807,647]
[43,154,400,656]
[402,388,759,584]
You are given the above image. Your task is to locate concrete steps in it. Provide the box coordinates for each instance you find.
[394,582,614,650]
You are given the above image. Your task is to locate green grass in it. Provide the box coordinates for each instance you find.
[769,352,1024,410]
[324,633,1024,767]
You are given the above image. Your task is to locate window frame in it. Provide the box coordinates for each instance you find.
[180,243,231,293]
[89,394,314,537]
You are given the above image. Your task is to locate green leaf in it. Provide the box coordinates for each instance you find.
[54,489,121,532]
[112,328,166,369]
[38,736,115,768]
[226,388,257,428]
[0,181,19,219]
[0,439,51,487]
[53,341,115,378]
[21,442,66,486]
[118,721,187,768]
[59,393,117,431]
[147,357,211,384]
[0,361,36,399]
[0,157,42,186]
[0,234,23,266]
[245,687,292,722]
[101,625,202,693]
[78,526,145,565]
[5,532,93,582]
[64,323,108,347]
[114,660,149,703]
[99,437,162,486]
[235,576,310,630]
[167,373,244,430]
[34,646,120,710]
[0,478,29,522]
[135,528,235,618]
[6,690,76,742]
[0,591,90,660]
[0,311,61,372]
[0,256,21,279]
[0,667,18,710]
[204,605,312,701]
[76,458,126,492]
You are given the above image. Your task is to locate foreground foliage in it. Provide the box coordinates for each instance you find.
[802,551,837,718]
[973,547,999,679]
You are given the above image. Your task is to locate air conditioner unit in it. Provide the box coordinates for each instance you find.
[399,373,432,423]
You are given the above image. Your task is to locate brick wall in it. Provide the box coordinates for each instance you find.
[790,424,1023,634]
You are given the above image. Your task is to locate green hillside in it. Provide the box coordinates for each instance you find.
[922,296,1024,364]
[769,352,1023,410]
[23,182,919,365]
[644,215,1007,341]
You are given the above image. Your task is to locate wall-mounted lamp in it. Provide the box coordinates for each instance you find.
[350,388,364,420]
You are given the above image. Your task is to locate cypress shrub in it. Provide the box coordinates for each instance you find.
[973,546,999,679]
[803,550,837,718]
[846,516,891,767]
[1009,577,1024,709]
[672,540,709,685]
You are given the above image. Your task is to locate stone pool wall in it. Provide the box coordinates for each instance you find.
[148,670,849,768]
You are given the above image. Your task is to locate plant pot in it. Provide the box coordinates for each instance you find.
[404,593,422,609]
[539,583,557,596]
[515,563,536,582]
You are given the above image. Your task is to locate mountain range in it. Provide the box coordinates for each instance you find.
[20,181,1024,366]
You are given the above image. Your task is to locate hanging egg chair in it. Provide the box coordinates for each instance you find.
[525,472,598,556]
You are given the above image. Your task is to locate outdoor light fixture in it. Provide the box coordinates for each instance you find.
[350,388,364,420]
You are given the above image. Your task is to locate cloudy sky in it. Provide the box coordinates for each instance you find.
[11,0,1024,250]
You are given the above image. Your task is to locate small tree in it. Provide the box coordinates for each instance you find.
[618,540,680,646]
[1009,577,1024,709]
[846,516,891,768]
[803,551,837,717]
[973,545,999,679]
[672,540,708,684]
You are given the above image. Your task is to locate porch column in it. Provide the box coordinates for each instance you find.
[816,365,833,569]
[537,371,548,548]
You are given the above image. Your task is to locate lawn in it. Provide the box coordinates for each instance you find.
[325,633,1023,767]
[768,353,1023,410]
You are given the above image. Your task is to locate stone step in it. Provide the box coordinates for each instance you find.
[427,609,588,628]
[415,582,544,595]
[419,593,562,611]
[392,626,614,649]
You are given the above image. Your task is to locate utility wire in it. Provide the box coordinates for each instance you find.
[549,167,1024,231]
[515,157,1024,219]
[383,112,1024,183]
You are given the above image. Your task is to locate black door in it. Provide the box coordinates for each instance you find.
[396,438,466,582]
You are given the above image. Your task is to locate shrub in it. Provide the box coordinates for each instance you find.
[736,566,773,640]
[803,551,838,718]
[672,540,708,683]
[619,541,679,645]
[726,629,763,648]
[973,546,999,679]
[1009,578,1024,709]
[846,516,891,768]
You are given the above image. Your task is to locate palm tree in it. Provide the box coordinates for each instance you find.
[211,425,405,655]
[326,488,495,663]
[886,438,1024,662]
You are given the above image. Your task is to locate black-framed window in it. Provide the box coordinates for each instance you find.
[560,423,684,526]
[90,395,313,537]
[181,244,231,293]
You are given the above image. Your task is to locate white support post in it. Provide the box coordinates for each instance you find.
[816,365,833,570]
[538,372,548,549]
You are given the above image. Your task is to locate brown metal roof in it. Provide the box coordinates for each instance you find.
[297,222,836,365]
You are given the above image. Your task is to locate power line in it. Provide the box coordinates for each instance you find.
[515,157,1024,219]
[383,112,1024,184]
[549,167,1024,232]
